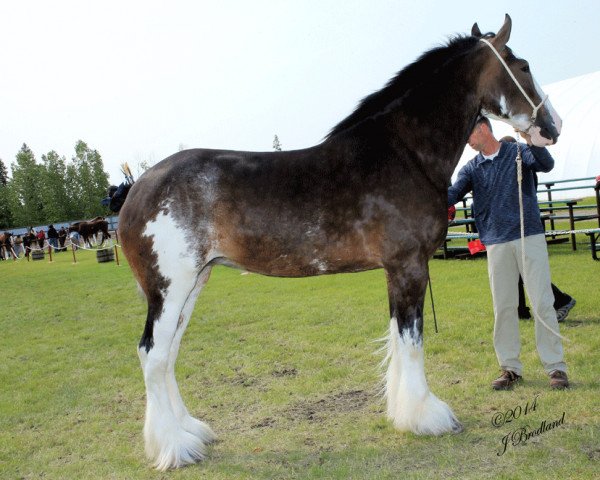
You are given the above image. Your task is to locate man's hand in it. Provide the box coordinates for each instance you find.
[448,205,456,221]
[517,131,533,145]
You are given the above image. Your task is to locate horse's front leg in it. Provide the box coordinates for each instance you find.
[383,260,462,435]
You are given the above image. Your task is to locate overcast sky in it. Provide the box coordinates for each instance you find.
[1,0,599,184]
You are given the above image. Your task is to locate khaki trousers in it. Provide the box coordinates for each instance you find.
[486,234,566,376]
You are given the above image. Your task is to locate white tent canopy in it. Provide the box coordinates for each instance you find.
[454,71,600,197]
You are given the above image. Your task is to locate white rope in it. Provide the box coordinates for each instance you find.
[446,227,600,238]
[515,135,568,342]
[479,38,547,122]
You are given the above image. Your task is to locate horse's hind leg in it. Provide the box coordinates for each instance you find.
[138,264,216,470]
[383,259,462,435]
[136,232,216,473]
[165,267,216,448]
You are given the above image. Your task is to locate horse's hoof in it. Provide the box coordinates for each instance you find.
[451,419,464,434]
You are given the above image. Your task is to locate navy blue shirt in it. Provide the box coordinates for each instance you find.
[448,142,554,246]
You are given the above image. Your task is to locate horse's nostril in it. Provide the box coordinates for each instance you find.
[540,127,554,141]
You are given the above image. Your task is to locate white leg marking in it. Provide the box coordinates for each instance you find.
[383,318,462,435]
[165,268,216,452]
[140,211,216,470]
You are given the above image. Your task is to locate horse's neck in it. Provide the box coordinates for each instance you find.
[383,57,484,188]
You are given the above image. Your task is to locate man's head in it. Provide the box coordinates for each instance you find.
[468,117,497,153]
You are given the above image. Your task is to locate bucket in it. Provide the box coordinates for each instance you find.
[96,248,115,263]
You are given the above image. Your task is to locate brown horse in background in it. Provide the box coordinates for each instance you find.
[0,232,13,260]
[118,16,561,470]
[69,217,111,247]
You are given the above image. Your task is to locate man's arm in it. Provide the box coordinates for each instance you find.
[521,144,554,173]
[448,163,473,206]
[516,133,554,173]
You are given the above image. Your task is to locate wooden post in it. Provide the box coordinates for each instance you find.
[71,243,77,264]
[114,245,120,266]
[48,244,53,262]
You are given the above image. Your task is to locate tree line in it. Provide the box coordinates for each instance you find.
[0,140,110,230]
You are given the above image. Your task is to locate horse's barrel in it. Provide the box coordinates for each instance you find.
[96,248,115,263]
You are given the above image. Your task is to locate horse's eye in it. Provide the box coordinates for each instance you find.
[521,65,530,73]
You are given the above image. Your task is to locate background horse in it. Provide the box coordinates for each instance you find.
[69,217,111,248]
[118,15,561,470]
[0,232,13,260]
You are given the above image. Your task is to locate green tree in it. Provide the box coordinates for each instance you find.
[40,151,70,223]
[0,158,13,229]
[71,140,110,218]
[273,134,282,151]
[10,144,45,226]
[0,158,8,186]
[64,163,82,219]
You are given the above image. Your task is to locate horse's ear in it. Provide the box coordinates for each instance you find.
[471,22,482,37]
[491,14,512,50]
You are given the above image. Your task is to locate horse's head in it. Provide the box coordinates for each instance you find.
[473,14,561,146]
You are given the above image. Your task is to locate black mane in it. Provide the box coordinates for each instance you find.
[326,35,479,139]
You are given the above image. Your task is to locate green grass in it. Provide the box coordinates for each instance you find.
[1,246,598,479]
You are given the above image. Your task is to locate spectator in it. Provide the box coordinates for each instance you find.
[36,229,46,249]
[58,226,67,251]
[23,231,32,258]
[47,224,59,251]
[69,228,81,250]
[13,235,24,258]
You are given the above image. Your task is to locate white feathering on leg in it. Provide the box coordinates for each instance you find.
[383,318,462,435]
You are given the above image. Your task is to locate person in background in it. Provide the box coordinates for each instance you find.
[498,136,577,323]
[69,228,81,250]
[36,229,46,249]
[23,230,32,258]
[13,235,24,258]
[47,224,59,251]
[448,117,569,391]
[58,226,67,251]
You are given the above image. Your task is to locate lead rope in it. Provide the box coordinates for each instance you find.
[480,38,548,123]
[515,136,568,341]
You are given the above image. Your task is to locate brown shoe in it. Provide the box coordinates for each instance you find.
[492,370,522,390]
[549,370,569,389]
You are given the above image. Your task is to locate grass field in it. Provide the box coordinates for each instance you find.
[1,239,599,479]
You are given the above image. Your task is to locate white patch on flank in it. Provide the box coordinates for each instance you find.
[144,206,199,281]
[140,208,216,470]
[383,318,461,435]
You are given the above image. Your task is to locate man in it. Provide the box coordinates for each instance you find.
[448,117,568,390]
[47,224,59,251]
[499,136,576,323]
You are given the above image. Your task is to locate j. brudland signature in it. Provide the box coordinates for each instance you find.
[497,412,566,456]
[491,395,566,456]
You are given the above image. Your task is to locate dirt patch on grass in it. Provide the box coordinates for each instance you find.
[284,389,373,422]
